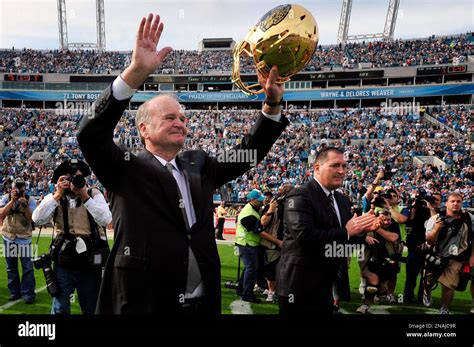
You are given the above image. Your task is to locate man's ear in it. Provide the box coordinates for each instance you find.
[313,162,319,175]
[139,122,148,140]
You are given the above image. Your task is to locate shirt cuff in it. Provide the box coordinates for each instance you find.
[112,75,136,100]
[262,110,281,122]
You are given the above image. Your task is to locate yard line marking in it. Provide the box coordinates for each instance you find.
[0,285,47,312]
[230,299,254,314]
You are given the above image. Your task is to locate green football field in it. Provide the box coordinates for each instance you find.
[0,237,472,314]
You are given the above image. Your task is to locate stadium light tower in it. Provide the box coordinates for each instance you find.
[337,0,400,46]
[57,0,106,51]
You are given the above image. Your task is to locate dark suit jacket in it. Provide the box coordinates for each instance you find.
[277,178,357,314]
[77,85,288,314]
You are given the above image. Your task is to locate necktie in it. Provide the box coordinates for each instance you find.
[165,163,190,230]
[165,162,201,293]
[328,192,341,227]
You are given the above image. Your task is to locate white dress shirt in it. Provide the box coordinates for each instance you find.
[32,191,112,227]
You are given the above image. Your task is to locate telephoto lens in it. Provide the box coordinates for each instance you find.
[33,254,60,297]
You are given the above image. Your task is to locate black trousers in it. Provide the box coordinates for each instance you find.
[216,218,225,239]
[404,247,425,302]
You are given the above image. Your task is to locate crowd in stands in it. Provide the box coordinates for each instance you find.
[427,105,472,134]
[1,104,472,208]
[1,33,471,74]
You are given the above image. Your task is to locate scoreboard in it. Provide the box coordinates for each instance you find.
[417,65,467,75]
[3,74,43,82]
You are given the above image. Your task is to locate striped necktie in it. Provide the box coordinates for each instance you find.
[327,191,341,227]
[165,162,201,293]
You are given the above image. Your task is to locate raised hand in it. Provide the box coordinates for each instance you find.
[122,14,173,89]
[258,66,284,115]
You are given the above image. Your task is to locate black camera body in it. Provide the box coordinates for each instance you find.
[70,174,86,189]
[439,214,457,227]
[414,190,436,208]
[372,196,388,208]
[33,254,60,297]
[64,174,86,195]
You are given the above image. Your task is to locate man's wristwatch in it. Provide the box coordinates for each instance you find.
[264,99,282,107]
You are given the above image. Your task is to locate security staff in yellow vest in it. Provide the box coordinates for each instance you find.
[32,159,112,314]
[235,189,266,303]
[0,178,37,304]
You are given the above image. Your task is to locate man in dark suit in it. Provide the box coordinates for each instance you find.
[77,14,288,315]
[277,147,376,315]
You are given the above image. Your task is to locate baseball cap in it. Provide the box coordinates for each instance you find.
[247,189,265,202]
[52,159,91,184]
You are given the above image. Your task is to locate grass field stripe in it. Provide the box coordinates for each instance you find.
[0,285,47,312]
[230,299,253,314]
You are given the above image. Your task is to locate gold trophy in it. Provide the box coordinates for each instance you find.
[232,4,318,95]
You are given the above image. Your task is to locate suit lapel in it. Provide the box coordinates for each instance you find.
[176,155,202,224]
[309,178,340,226]
[138,149,186,230]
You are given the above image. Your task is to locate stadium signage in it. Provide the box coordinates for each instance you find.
[307,70,384,80]
[0,83,472,102]
[61,93,101,100]
[417,65,467,75]
[69,71,384,84]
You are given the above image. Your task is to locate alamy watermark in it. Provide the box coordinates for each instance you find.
[216,149,258,167]
[55,99,96,119]
[18,321,55,341]
[0,243,38,258]
[380,100,421,115]
[324,241,365,261]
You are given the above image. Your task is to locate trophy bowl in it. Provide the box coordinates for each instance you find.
[232,4,318,95]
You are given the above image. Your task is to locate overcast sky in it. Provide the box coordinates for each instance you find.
[0,0,472,50]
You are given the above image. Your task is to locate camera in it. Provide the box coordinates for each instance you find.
[33,254,60,297]
[414,190,436,208]
[14,180,25,190]
[381,164,394,180]
[439,214,456,227]
[64,174,86,195]
[372,196,388,208]
[70,174,86,189]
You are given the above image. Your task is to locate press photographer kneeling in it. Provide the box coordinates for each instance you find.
[32,159,112,314]
[423,192,473,314]
[356,209,402,314]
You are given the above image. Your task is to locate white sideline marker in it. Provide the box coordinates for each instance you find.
[230,299,254,314]
[0,285,47,312]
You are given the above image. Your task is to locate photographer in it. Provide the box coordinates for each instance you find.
[423,192,473,314]
[404,191,441,303]
[383,188,409,303]
[32,159,112,314]
[260,184,293,303]
[0,178,37,304]
[215,201,226,240]
[362,170,385,213]
[356,209,401,313]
